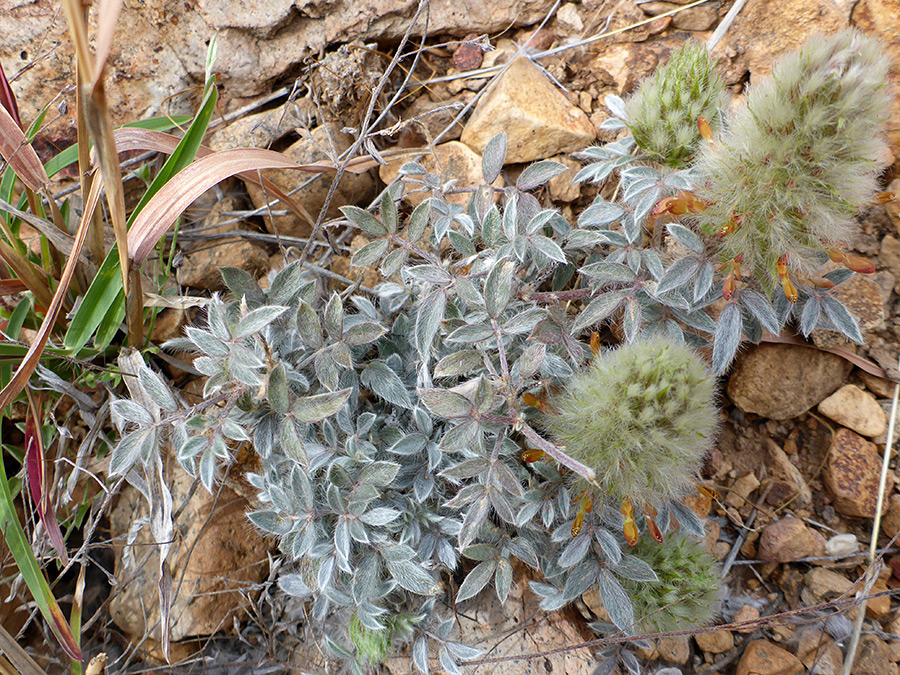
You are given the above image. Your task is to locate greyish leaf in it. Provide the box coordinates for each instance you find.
[418,388,473,419]
[821,294,863,343]
[455,559,497,602]
[558,533,591,568]
[578,201,625,228]
[415,289,446,355]
[413,637,430,675]
[516,342,546,380]
[351,238,389,268]
[220,267,265,306]
[323,292,344,340]
[530,235,567,263]
[458,496,490,550]
[111,399,155,427]
[495,558,513,605]
[267,262,307,305]
[380,247,408,277]
[800,296,822,337]
[572,289,628,332]
[434,350,483,377]
[234,305,288,339]
[613,555,658,583]
[444,641,485,662]
[439,420,479,452]
[484,258,515,318]
[579,262,636,284]
[381,190,398,233]
[598,569,634,631]
[386,559,436,595]
[439,647,462,675]
[297,301,323,348]
[712,301,743,374]
[516,160,568,191]
[340,205,387,236]
[408,200,431,243]
[292,389,352,423]
[360,507,401,526]
[656,257,701,295]
[278,573,312,597]
[406,264,453,285]
[482,133,507,184]
[740,288,780,334]
[109,428,156,476]
[344,321,387,347]
[666,223,704,254]
[358,461,401,486]
[605,94,627,118]
[361,360,412,408]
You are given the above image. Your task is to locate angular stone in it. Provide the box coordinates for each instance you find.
[866,577,892,619]
[818,385,887,438]
[882,494,900,538]
[797,629,843,675]
[887,178,900,230]
[764,439,812,508]
[824,428,893,518]
[695,629,734,654]
[379,141,504,207]
[757,517,825,562]
[736,640,804,675]
[727,344,851,420]
[855,635,893,675]
[726,472,760,509]
[733,604,760,633]
[859,370,898,398]
[657,636,690,664]
[546,155,582,202]
[109,469,270,641]
[177,240,268,290]
[461,57,595,164]
[207,100,313,152]
[672,6,719,30]
[802,568,855,618]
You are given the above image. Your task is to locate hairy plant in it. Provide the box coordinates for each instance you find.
[622,40,728,168]
[107,29,894,672]
[693,29,892,293]
[542,336,717,507]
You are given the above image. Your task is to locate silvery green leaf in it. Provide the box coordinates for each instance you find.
[579,262,636,283]
[360,507,401,526]
[605,94,626,118]
[502,307,546,334]
[455,559,497,602]
[185,327,228,357]
[694,262,714,303]
[565,230,613,249]
[415,289,446,355]
[234,305,288,339]
[439,647,462,675]
[517,160,568,191]
[324,635,353,660]
[323,292,344,340]
[448,230,476,256]
[530,235,566,263]
[408,200,431,242]
[221,418,250,442]
[441,458,490,481]
[663,170,694,191]
[599,117,627,130]
[267,261,305,305]
[598,569,634,631]
[516,342,545,380]
[671,307,716,333]
[268,363,290,413]
[502,192,518,240]
[110,428,155,476]
[386,559,436,595]
[361,361,411,408]
[821,294,863,343]
[381,191,398,233]
[446,641,485,662]
[492,557,513,604]
[573,160,615,185]
[655,669,683,675]
[278,573,312,597]
[418,388,472,418]
[640,249,663,280]
[824,268,854,285]
[656,257,701,295]
[292,388,351,423]
[334,519,351,570]
[248,510,290,536]
[340,204,387,236]
[400,161,426,175]
[473,376,493,414]
[406,264,453,285]
[297,301,323,348]
[388,433,427,455]
[666,223,704,254]
[578,201,624,228]
[439,420,479,452]
[413,637,430,675]
[740,288,780,334]
[199,446,217,491]
[513,235,529,261]
[314,351,339,390]
[484,258,515,318]
[359,461,400,486]
[481,205,502,244]
[351,238,389,267]
[380,247,408,277]
[112,399,154,426]
[458,496,490,550]
[620,648,641,675]
[594,528,622,565]
[434,350,483,377]
[344,321,387,346]
[526,209,558,235]
[572,289,627,331]
[623,298,641,342]
[712,302,742,374]
[220,267,265,305]
[800,296,822,336]
[670,501,705,538]
[632,186,661,227]
[593,655,619,675]
[612,554,658,582]
[482,133,507,184]
[446,323,493,343]
[558,533,591,568]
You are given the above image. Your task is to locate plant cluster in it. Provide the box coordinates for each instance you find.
[107,29,892,672]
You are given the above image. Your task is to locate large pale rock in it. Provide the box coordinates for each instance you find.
[853,0,900,161]
[818,384,887,437]
[736,640,804,675]
[109,469,270,641]
[825,428,894,518]
[177,240,268,290]
[757,517,825,562]
[461,57,595,164]
[801,568,855,620]
[727,344,851,420]
[245,124,375,238]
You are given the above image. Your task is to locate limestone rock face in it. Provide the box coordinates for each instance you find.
[461,58,595,164]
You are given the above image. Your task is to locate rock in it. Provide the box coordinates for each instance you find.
[555,3,584,33]
[207,100,314,152]
[400,92,472,144]
[830,274,887,333]
[546,155,583,202]
[736,639,804,675]
[764,439,812,508]
[308,39,383,119]
[824,533,859,557]
[886,179,900,230]
[714,0,847,81]
[109,468,270,641]
[872,400,900,446]
[379,141,504,207]
[859,370,898,399]
[757,517,825,562]
[245,124,375,238]
[672,6,719,31]
[657,636,690,664]
[802,568,855,614]
[177,240,268,290]
[149,308,187,344]
[824,428,894,518]
[726,472,760,509]
[867,576,892,618]
[460,57,595,164]
[855,635,893,675]
[588,42,662,97]
[695,629,734,654]
[797,629,843,675]
[733,604,760,633]
[818,385,887,438]
[882,494,900,538]
[727,344,851,420]
[639,1,680,15]
[852,0,900,161]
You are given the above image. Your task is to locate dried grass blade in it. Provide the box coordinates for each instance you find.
[0,103,49,191]
[91,0,124,85]
[0,624,48,675]
[127,148,318,265]
[0,238,53,308]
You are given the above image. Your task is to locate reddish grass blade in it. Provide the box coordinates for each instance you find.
[0,103,49,192]
[0,61,21,129]
[0,278,28,295]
